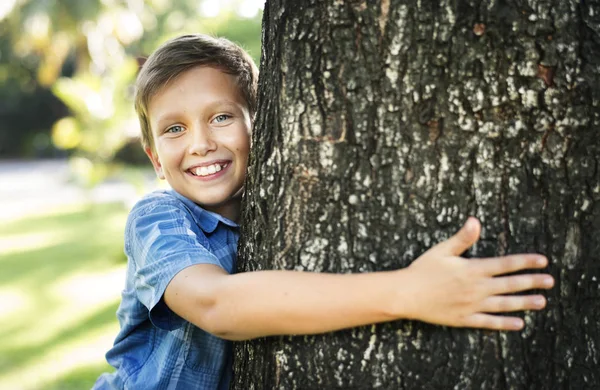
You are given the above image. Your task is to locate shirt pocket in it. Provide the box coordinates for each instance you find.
[184,323,229,374]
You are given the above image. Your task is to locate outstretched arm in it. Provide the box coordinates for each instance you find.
[164,217,554,340]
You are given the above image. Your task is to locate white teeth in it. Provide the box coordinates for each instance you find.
[192,163,226,177]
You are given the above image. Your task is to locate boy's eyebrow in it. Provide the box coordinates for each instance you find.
[205,99,246,109]
[154,113,182,128]
[153,100,247,129]
[156,100,243,120]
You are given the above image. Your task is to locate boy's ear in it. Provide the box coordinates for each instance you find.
[144,146,165,180]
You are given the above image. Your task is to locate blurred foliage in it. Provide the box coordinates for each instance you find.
[0,0,262,184]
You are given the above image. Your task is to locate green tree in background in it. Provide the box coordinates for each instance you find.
[0,0,262,185]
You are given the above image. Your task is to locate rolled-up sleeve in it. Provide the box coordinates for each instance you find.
[126,202,222,330]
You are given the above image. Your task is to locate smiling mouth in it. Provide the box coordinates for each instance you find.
[189,162,230,177]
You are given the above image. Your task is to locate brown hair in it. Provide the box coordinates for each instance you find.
[134,34,259,150]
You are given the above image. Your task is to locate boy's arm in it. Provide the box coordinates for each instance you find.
[164,218,554,341]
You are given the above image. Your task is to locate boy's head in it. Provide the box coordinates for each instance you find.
[135,34,259,152]
[134,34,259,220]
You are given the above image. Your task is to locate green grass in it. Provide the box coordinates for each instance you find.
[0,203,129,390]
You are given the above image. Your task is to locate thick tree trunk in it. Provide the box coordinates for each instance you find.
[234,0,600,389]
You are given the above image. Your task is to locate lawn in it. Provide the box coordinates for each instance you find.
[0,203,129,389]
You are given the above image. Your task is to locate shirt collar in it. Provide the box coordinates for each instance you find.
[169,190,239,233]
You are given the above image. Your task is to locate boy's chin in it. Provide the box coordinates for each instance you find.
[198,198,242,222]
[231,186,245,200]
[192,194,242,209]
[200,188,244,204]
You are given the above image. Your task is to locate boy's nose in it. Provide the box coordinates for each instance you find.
[188,126,217,156]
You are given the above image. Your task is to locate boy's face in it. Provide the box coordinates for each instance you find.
[145,66,251,220]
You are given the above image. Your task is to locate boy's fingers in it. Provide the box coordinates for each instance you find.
[472,254,548,276]
[433,217,481,256]
[488,274,555,295]
[465,313,524,331]
[479,295,546,313]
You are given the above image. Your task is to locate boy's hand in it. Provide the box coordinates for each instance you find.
[400,217,554,331]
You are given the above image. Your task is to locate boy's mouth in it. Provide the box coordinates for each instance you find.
[188,162,230,177]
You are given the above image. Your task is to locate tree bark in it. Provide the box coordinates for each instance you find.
[234,0,600,389]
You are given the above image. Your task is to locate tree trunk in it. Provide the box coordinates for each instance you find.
[234,0,600,389]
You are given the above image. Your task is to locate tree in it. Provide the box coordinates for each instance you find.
[234,0,600,389]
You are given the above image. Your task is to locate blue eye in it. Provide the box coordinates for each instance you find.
[213,114,231,123]
[166,125,184,134]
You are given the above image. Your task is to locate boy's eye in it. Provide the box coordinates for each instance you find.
[213,114,231,124]
[166,125,184,134]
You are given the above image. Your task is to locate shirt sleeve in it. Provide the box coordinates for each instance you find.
[126,201,222,330]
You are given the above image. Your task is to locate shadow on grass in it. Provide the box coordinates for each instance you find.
[0,203,128,389]
[0,299,120,374]
[0,237,126,286]
[43,362,111,390]
[0,203,128,287]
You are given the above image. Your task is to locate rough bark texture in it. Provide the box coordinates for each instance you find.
[234,0,600,389]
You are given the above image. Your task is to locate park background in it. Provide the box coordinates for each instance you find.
[0,1,263,388]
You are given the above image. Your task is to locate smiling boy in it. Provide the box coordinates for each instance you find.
[145,65,250,222]
[94,34,554,390]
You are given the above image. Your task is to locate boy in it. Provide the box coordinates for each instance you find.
[94,34,554,389]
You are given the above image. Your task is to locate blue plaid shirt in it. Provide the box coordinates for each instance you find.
[94,189,238,390]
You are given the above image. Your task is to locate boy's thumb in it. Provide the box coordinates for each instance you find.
[442,217,481,256]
